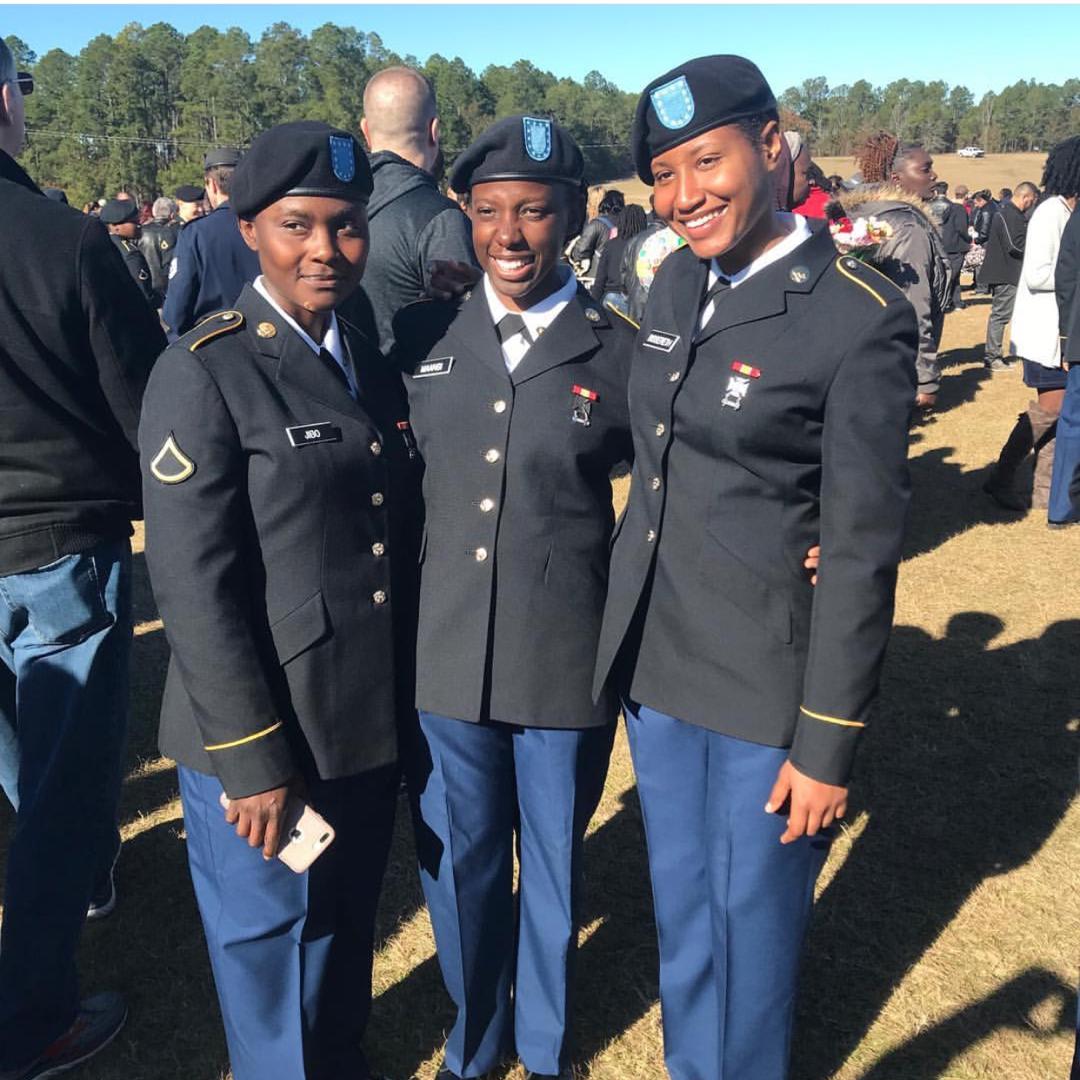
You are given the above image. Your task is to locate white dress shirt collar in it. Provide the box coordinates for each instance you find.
[483,266,579,372]
[700,213,813,329]
[253,277,354,394]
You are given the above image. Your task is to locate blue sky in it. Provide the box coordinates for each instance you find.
[5,4,1077,99]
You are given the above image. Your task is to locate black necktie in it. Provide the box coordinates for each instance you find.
[700,274,731,310]
[695,274,731,343]
[320,347,354,398]
[495,312,534,347]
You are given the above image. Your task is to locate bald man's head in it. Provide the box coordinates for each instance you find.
[361,67,440,171]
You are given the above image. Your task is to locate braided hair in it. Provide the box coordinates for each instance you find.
[856,132,925,185]
[618,204,648,242]
[1041,136,1080,198]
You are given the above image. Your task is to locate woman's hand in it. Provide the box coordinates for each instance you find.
[803,544,821,585]
[223,783,293,859]
[765,760,847,844]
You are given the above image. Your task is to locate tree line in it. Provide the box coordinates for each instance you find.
[779,75,1080,157]
[3,22,635,208]
[5,23,1078,209]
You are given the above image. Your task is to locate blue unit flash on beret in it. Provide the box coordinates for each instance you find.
[650,76,695,130]
[329,135,356,182]
[522,117,553,162]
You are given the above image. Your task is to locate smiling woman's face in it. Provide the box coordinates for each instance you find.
[239,196,369,323]
[469,180,575,312]
[649,120,781,270]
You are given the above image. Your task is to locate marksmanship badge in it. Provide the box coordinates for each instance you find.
[721,375,751,411]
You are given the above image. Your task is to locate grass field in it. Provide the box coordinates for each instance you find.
[608,153,1050,208]
[0,276,1077,1079]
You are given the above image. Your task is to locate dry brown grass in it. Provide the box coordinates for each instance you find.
[607,153,1050,209]
[0,289,1077,1079]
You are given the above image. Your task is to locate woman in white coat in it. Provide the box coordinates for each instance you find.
[987,136,1080,510]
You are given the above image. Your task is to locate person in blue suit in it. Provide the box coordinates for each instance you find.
[161,146,260,340]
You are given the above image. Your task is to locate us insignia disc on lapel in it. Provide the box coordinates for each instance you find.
[789,265,810,284]
[150,434,196,484]
[585,308,601,322]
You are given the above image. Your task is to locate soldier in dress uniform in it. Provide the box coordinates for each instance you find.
[591,56,918,1080]
[174,183,206,225]
[161,147,260,340]
[392,115,635,1080]
[139,121,420,1080]
[99,197,154,304]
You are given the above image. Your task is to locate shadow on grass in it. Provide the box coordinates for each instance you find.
[900,438,1035,561]
[794,613,1080,1080]
[929,344,992,419]
[859,967,1076,1080]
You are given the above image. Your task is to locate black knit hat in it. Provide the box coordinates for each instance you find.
[632,55,777,184]
[450,115,584,191]
[230,122,373,219]
[99,198,139,225]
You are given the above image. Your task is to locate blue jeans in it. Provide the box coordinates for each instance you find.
[0,540,132,1068]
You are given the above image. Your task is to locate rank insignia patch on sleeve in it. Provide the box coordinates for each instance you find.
[150,433,196,484]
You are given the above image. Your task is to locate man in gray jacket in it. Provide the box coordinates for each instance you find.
[345,66,478,355]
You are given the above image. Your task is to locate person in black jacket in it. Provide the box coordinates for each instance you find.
[0,40,166,1079]
[139,121,421,1080]
[99,198,155,305]
[394,116,636,1080]
[138,196,181,306]
[980,182,1039,372]
[588,202,648,306]
[342,66,479,355]
[971,189,996,294]
[928,181,974,310]
[569,189,623,269]
[593,55,916,1080]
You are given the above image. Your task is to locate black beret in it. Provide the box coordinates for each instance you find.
[450,115,583,192]
[99,198,139,225]
[632,55,777,184]
[203,146,242,170]
[230,121,373,219]
[174,184,205,202]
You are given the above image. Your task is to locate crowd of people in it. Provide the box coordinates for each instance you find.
[1,34,1078,1080]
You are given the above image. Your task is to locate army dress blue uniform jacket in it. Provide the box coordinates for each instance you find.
[140,285,422,798]
[161,202,260,341]
[396,283,635,729]
[593,223,918,786]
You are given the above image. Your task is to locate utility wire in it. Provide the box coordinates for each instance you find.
[26,126,631,153]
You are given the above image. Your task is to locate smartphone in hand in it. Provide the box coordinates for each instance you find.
[219,792,335,872]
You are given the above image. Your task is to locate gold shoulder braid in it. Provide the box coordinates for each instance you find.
[189,310,245,352]
[603,301,641,331]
